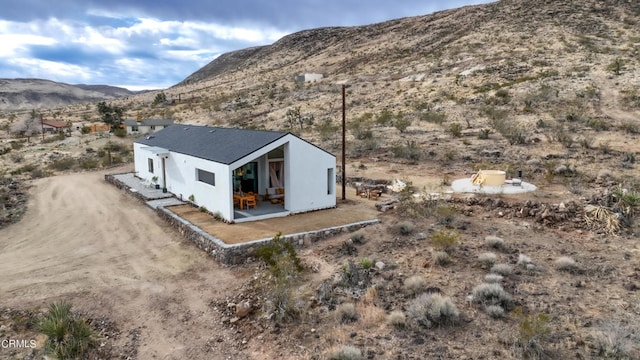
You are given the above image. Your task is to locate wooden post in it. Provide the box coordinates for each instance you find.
[341,85,346,201]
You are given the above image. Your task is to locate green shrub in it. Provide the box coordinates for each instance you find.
[79,159,98,170]
[255,232,303,279]
[408,293,460,327]
[431,229,460,252]
[513,307,552,359]
[49,157,76,171]
[448,122,463,137]
[360,258,374,269]
[38,301,97,359]
[419,111,446,124]
[391,140,422,161]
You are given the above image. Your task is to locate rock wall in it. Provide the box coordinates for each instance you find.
[155,206,379,265]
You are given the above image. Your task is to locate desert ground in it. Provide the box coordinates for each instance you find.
[1,158,639,359]
[0,167,253,359]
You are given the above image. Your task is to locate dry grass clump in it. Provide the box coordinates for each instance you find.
[408,293,460,328]
[517,254,533,268]
[490,263,513,276]
[403,275,427,296]
[591,322,640,359]
[386,310,407,329]
[484,273,504,283]
[433,251,451,266]
[395,221,416,235]
[485,235,506,249]
[478,252,497,267]
[555,256,579,273]
[471,283,512,308]
[485,305,506,319]
[336,303,358,324]
[327,345,363,360]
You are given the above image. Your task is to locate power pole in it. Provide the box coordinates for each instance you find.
[341,84,346,201]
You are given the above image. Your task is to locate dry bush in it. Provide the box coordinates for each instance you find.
[335,303,358,324]
[361,286,378,305]
[386,310,407,329]
[355,303,386,330]
[484,274,504,283]
[485,235,506,249]
[327,345,363,360]
[408,293,460,328]
[591,322,640,359]
[490,263,513,276]
[517,254,533,268]
[485,305,506,319]
[555,256,579,273]
[471,283,512,308]
[478,252,497,267]
[395,221,416,235]
[403,275,427,296]
[433,251,451,266]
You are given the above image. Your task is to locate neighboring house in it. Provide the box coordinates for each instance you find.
[41,119,71,133]
[133,125,336,223]
[294,73,324,83]
[124,118,174,135]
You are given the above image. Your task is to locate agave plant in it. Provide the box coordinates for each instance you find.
[38,301,97,359]
[584,204,620,235]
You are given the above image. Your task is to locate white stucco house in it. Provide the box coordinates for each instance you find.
[133,125,336,223]
[124,118,174,135]
[294,73,324,83]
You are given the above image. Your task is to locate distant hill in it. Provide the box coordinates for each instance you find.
[0,78,137,111]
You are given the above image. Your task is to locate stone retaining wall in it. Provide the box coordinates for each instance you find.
[105,173,149,203]
[155,206,380,265]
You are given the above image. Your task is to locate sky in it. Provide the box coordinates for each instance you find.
[0,0,493,91]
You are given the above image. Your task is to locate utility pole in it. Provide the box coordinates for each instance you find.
[341,84,346,201]
[40,114,44,141]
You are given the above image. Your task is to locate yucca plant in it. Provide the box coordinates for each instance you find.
[39,301,97,359]
[584,204,621,235]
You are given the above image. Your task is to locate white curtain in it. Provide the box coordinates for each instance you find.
[269,161,284,188]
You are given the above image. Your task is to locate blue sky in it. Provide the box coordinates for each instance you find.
[0,0,492,91]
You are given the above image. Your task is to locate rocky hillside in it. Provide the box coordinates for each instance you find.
[0,78,136,111]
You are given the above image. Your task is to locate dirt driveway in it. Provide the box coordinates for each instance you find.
[0,167,250,359]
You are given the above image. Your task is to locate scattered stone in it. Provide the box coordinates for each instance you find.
[375,261,385,271]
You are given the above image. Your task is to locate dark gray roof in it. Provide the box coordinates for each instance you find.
[135,125,288,164]
[124,118,174,126]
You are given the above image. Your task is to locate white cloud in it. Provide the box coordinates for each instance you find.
[0,33,57,57]
[9,58,95,82]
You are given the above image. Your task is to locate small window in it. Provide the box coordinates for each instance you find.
[197,169,215,186]
[148,158,154,173]
[132,125,139,132]
[150,125,156,130]
[327,168,334,195]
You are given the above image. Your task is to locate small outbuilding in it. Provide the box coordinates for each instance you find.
[133,125,336,222]
[124,118,174,135]
[41,119,71,133]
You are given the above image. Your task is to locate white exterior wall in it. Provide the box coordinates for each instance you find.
[304,73,323,82]
[135,133,335,223]
[133,143,158,181]
[134,143,233,221]
[284,135,336,212]
[164,152,232,220]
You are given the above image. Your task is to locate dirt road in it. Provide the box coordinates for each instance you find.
[0,168,247,359]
